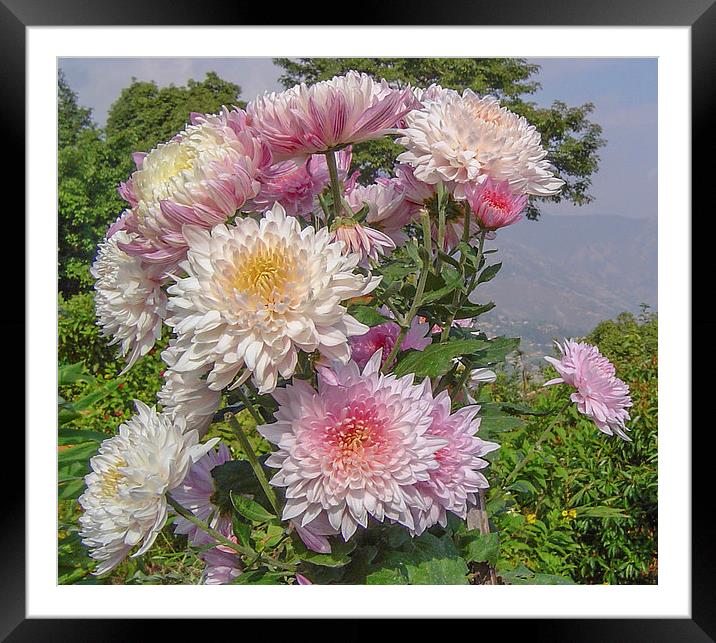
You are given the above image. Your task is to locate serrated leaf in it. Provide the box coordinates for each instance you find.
[349,305,390,327]
[230,491,276,523]
[294,538,356,568]
[393,339,489,379]
[460,531,499,566]
[232,514,252,547]
[367,533,469,585]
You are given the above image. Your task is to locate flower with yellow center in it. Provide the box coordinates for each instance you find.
[165,203,380,394]
[78,401,218,575]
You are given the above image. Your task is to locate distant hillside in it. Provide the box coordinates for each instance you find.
[473,214,657,366]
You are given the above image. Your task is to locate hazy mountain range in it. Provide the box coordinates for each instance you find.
[473,214,657,366]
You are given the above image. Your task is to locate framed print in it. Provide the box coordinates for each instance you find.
[7,0,709,638]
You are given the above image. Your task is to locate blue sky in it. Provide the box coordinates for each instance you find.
[59,57,657,220]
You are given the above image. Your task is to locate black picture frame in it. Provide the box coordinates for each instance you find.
[8,0,706,638]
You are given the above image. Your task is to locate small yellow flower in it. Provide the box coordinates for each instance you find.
[561,510,568,517]
[569,509,577,518]
[526,513,537,524]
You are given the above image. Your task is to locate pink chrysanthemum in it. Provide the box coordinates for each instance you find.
[247,71,417,160]
[171,443,233,547]
[464,177,527,231]
[348,314,431,369]
[257,351,447,540]
[118,107,271,274]
[250,148,352,219]
[201,536,242,585]
[410,392,499,535]
[544,339,633,440]
[329,220,396,268]
[346,178,415,244]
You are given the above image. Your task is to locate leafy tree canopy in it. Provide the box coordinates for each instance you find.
[274,58,605,219]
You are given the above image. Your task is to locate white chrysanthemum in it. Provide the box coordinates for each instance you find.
[397,90,564,198]
[158,341,222,437]
[166,203,380,394]
[91,228,167,371]
[78,401,218,575]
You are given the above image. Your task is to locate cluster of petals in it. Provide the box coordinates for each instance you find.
[348,309,431,369]
[464,177,527,231]
[544,339,633,440]
[346,177,415,244]
[158,341,222,437]
[247,71,418,160]
[410,392,499,535]
[118,107,271,274]
[165,203,379,394]
[78,401,218,575]
[397,89,564,199]
[249,148,352,219]
[201,539,242,585]
[258,351,448,540]
[329,220,395,268]
[171,443,233,546]
[91,227,167,371]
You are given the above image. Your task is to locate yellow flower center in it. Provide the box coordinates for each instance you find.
[99,460,126,498]
[234,246,295,304]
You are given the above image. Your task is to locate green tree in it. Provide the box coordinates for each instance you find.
[58,69,94,148]
[274,58,605,219]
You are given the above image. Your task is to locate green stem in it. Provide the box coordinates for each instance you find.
[504,400,572,486]
[381,211,432,373]
[440,229,486,343]
[227,411,281,517]
[166,494,296,572]
[325,149,344,219]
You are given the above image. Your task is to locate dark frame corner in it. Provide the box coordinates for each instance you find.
[7,0,709,638]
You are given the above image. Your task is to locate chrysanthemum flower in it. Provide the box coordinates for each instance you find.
[258,351,446,540]
[201,537,242,585]
[348,314,431,369]
[250,148,352,219]
[544,339,633,440]
[329,220,396,268]
[91,228,167,372]
[346,178,415,244]
[158,342,222,437]
[410,392,499,535]
[397,90,564,199]
[464,177,527,230]
[119,107,271,273]
[78,401,218,575]
[171,443,232,546]
[165,203,380,394]
[247,71,417,160]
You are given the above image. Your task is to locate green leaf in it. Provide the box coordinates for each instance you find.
[577,506,628,519]
[230,569,288,585]
[349,305,390,327]
[58,427,107,445]
[367,533,469,585]
[393,339,490,379]
[498,565,574,585]
[58,478,86,500]
[58,441,98,465]
[460,531,499,566]
[232,515,252,547]
[294,538,356,568]
[230,491,277,523]
[58,362,95,387]
[453,301,495,319]
[70,379,120,412]
[477,262,502,284]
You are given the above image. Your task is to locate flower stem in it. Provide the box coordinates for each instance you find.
[381,211,432,373]
[166,494,296,572]
[325,148,344,220]
[227,410,281,517]
[504,400,572,486]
